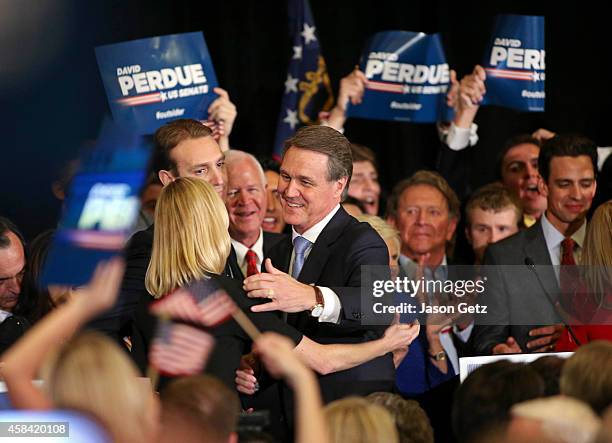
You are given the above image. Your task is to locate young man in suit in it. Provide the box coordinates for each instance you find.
[224,150,286,278]
[88,118,230,341]
[243,125,394,401]
[473,134,598,355]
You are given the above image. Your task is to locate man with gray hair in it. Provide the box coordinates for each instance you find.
[224,150,286,278]
[243,125,393,401]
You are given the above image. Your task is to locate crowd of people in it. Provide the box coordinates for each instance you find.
[0,63,611,443]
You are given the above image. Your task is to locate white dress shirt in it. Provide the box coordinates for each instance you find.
[231,229,265,276]
[290,204,342,323]
[0,310,12,323]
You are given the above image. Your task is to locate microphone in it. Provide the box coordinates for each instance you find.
[524,257,582,347]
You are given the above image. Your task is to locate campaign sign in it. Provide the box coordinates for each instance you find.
[42,121,150,286]
[481,15,545,112]
[96,32,218,134]
[347,31,450,123]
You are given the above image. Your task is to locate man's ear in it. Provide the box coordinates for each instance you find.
[158,170,175,187]
[335,176,349,199]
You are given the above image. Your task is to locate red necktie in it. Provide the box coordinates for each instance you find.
[559,237,577,311]
[561,237,576,266]
[245,249,259,277]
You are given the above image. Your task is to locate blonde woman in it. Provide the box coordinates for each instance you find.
[325,396,399,443]
[1,259,159,443]
[133,178,420,391]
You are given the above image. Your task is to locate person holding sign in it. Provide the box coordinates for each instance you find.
[438,65,548,225]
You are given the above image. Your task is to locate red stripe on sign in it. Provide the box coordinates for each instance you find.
[485,68,534,80]
[116,92,162,106]
[365,80,405,94]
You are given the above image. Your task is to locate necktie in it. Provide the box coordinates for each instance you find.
[245,249,259,277]
[292,236,312,279]
[559,237,577,310]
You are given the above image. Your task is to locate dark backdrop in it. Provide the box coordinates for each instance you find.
[1,0,609,239]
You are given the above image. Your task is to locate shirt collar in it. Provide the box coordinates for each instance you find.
[541,212,587,249]
[0,310,12,323]
[291,204,341,245]
[231,229,264,265]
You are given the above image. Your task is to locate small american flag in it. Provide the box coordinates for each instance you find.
[149,321,215,376]
[150,278,238,328]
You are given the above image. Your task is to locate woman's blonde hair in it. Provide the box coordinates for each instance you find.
[581,200,612,308]
[145,178,231,298]
[42,332,157,443]
[355,214,400,243]
[324,396,399,443]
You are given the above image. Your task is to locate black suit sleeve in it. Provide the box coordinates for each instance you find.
[217,275,303,345]
[0,316,31,354]
[87,228,153,343]
[436,141,473,202]
[330,226,390,330]
[471,245,511,355]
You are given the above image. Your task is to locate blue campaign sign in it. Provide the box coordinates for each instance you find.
[347,31,450,123]
[481,15,545,112]
[96,32,218,134]
[42,120,150,286]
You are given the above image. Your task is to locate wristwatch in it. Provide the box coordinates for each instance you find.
[310,286,325,317]
[429,350,446,361]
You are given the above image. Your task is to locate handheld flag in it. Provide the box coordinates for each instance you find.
[149,321,215,376]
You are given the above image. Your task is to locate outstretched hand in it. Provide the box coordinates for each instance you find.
[244,259,316,313]
[75,257,125,315]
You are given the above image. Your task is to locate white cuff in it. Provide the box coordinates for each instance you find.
[453,321,474,343]
[446,122,479,151]
[317,286,342,324]
[597,147,612,171]
[320,119,345,134]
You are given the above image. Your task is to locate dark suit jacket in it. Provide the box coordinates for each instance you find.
[472,220,561,354]
[231,231,288,280]
[88,224,239,344]
[0,315,31,354]
[130,274,303,390]
[267,207,395,401]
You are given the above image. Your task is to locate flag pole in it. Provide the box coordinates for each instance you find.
[232,309,261,340]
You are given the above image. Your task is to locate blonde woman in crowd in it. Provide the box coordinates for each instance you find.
[1,259,160,443]
[325,396,399,443]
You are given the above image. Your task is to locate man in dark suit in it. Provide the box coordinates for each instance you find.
[0,217,30,354]
[243,125,394,401]
[472,134,598,355]
[224,150,287,279]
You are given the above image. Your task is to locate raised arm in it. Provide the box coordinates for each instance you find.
[254,332,329,443]
[1,258,124,409]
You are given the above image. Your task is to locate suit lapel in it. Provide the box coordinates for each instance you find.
[523,221,560,296]
[297,208,351,284]
[266,235,293,274]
